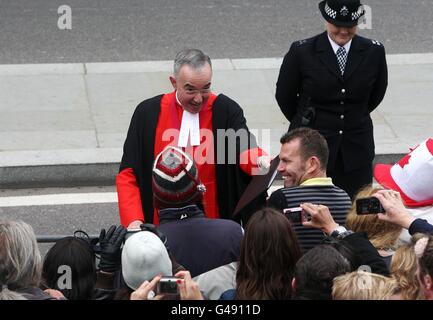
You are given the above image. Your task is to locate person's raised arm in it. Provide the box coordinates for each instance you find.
[374,190,433,235]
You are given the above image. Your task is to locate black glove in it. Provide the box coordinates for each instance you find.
[98,225,127,273]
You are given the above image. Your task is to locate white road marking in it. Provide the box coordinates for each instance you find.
[0,185,284,207]
[0,192,118,207]
[1,181,383,207]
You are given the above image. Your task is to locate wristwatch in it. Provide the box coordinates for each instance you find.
[330,225,354,240]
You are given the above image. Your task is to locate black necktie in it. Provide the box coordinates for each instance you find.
[336,46,347,75]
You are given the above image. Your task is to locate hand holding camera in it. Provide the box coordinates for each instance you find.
[355,197,384,215]
[155,271,203,300]
[130,271,203,300]
[300,203,339,235]
[130,275,180,300]
[130,275,163,300]
[156,276,180,296]
[175,270,203,300]
[283,207,309,224]
[372,190,416,229]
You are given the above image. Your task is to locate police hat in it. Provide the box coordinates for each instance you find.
[319,0,365,27]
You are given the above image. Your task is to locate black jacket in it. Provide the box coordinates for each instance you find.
[276,32,388,172]
[158,205,243,277]
[409,218,433,235]
[342,232,390,277]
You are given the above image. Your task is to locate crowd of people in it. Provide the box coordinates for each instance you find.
[2,133,433,300]
[2,0,432,301]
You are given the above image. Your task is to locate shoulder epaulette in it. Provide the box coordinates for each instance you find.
[371,39,383,46]
[296,38,311,46]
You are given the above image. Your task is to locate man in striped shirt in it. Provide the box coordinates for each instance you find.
[268,128,352,252]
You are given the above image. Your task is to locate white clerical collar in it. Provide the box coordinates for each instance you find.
[176,91,201,148]
[327,34,352,55]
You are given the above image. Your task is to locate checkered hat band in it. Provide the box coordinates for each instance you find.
[325,3,337,19]
[325,2,364,21]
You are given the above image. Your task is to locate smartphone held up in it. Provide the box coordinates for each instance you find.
[283,207,309,224]
[356,197,384,215]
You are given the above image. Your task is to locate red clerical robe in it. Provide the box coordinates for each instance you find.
[116,91,266,227]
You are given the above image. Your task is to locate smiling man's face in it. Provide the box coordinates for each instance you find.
[277,139,309,188]
[170,63,212,114]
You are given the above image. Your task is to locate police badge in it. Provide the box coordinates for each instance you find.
[340,6,349,16]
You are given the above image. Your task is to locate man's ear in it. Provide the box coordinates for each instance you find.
[291,278,296,292]
[169,76,177,90]
[306,156,320,173]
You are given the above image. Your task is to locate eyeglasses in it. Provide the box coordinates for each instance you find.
[184,88,211,96]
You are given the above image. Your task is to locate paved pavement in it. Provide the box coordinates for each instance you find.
[1,53,433,188]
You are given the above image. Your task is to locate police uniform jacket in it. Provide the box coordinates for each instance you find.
[276,31,388,172]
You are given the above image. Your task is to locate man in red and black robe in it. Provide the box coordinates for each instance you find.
[116,49,269,229]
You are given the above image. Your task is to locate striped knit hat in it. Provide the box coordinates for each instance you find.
[152,146,205,209]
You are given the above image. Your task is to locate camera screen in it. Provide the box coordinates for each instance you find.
[283,207,303,224]
[157,278,179,295]
[356,197,383,215]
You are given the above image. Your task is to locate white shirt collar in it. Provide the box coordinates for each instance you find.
[176,91,201,148]
[327,34,352,55]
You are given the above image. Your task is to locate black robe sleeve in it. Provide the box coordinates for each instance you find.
[213,94,266,224]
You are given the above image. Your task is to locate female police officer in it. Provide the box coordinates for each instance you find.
[276,0,388,199]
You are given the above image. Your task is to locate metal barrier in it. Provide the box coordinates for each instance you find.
[36,235,99,243]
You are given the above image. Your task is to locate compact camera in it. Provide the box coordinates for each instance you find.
[283,207,307,224]
[156,277,179,295]
[356,197,384,215]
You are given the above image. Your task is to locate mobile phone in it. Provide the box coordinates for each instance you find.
[156,277,179,295]
[356,197,384,215]
[283,207,304,224]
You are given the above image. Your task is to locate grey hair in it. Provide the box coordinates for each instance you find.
[173,49,212,77]
[0,220,42,300]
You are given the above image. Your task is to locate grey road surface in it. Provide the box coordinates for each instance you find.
[1,0,433,64]
[0,187,118,256]
[0,184,284,256]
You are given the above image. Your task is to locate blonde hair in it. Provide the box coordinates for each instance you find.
[390,236,424,300]
[346,186,402,250]
[332,271,399,300]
